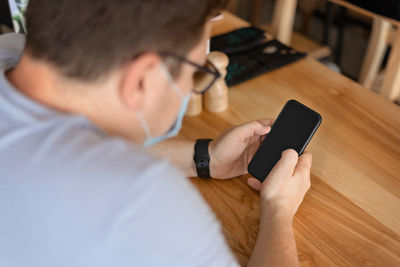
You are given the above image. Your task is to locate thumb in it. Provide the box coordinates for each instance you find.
[235,120,273,140]
[246,121,271,137]
[268,149,299,179]
[254,125,271,136]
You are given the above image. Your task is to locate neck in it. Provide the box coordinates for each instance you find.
[7,54,100,113]
[6,53,143,142]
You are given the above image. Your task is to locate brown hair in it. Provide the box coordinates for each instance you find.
[25,0,226,81]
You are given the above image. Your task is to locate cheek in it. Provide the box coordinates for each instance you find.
[147,68,192,136]
[178,69,195,95]
[159,93,178,125]
[155,85,183,134]
[143,83,177,136]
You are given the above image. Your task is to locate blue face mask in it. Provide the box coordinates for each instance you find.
[137,63,192,147]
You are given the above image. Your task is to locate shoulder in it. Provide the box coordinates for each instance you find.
[0,117,239,266]
[0,33,25,69]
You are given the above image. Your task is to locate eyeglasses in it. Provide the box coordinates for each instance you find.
[160,52,221,95]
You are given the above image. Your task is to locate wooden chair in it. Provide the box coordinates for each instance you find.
[253,0,400,102]
[250,0,332,60]
[327,0,400,102]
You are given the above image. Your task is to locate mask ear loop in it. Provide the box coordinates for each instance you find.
[136,111,152,139]
[159,63,185,98]
[138,62,190,147]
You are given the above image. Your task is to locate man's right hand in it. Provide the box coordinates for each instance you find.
[246,149,312,267]
[247,149,312,220]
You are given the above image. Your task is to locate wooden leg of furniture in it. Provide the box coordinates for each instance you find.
[271,0,298,45]
[380,27,400,101]
[298,0,320,34]
[250,0,262,25]
[359,18,391,89]
[226,0,239,13]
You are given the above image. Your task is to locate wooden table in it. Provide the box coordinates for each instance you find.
[179,12,400,266]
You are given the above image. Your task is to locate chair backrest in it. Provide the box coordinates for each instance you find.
[328,0,400,102]
[7,0,28,33]
[328,0,400,26]
[346,0,400,21]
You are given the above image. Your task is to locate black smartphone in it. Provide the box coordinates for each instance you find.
[248,99,322,182]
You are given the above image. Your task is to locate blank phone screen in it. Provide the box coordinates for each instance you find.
[248,100,321,181]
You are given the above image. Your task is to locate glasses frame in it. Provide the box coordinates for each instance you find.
[160,52,221,95]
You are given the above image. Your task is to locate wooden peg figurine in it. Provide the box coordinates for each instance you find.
[204,51,229,113]
[186,62,210,116]
[185,93,202,116]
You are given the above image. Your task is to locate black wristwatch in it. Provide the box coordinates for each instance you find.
[193,139,212,178]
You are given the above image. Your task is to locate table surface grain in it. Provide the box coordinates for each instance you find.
[179,11,400,267]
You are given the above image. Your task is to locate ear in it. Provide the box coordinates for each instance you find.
[118,53,162,111]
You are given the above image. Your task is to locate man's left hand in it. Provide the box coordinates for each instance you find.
[209,118,274,179]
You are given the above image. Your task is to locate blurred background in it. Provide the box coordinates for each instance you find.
[1,0,400,104]
[224,0,396,87]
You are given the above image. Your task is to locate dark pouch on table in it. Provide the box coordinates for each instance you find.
[210,27,266,54]
[225,39,306,86]
[211,27,306,86]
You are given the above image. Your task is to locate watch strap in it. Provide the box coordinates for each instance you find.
[194,139,212,178]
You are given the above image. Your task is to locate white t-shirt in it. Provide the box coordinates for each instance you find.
[0,33,239,267]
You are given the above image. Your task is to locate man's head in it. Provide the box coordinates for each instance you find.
[16,0,226,143]
[25,0,225,81]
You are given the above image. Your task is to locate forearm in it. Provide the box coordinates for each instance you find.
[146,137,197,177]
[247,205,299,267]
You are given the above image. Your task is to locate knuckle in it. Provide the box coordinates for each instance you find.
[303,162,312,173]
[283,149,298,161]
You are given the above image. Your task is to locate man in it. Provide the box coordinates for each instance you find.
[0,0,312,266]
